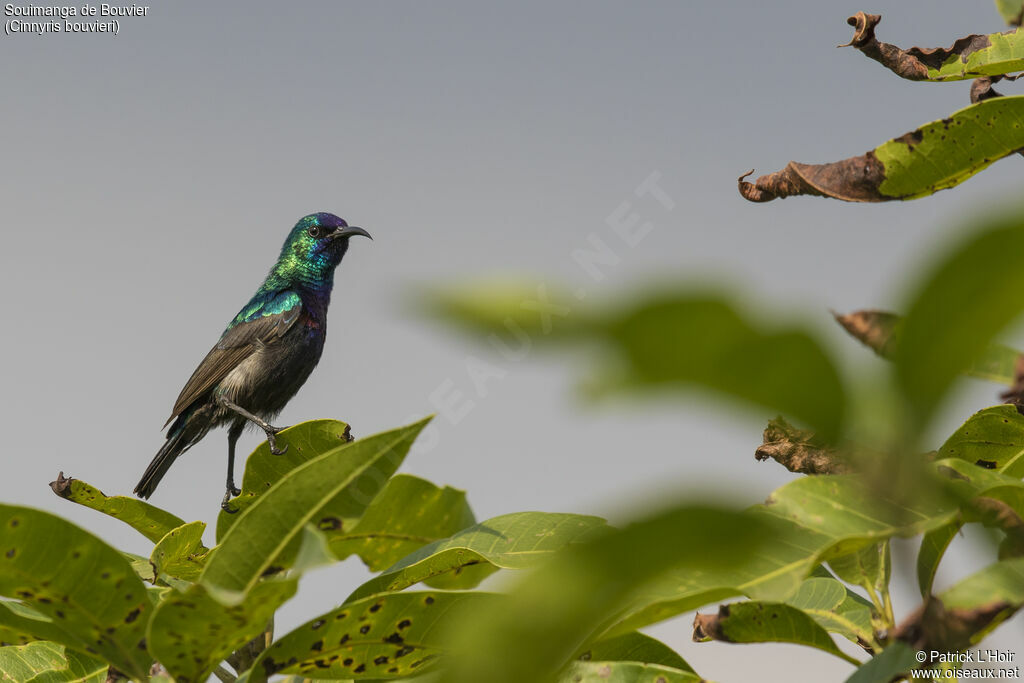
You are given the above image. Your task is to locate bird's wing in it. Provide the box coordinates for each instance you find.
[164,290,304,425]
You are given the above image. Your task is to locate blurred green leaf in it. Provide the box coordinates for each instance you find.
[441,505,764,683]
[613,459,1024,634]
[577,631,693,671]
[249,591,496,682]
[692,600,859,665]
[995,0,1024,26]
[429,289,847,442]
[148,577,295,683]
[844,642,917,683]
[0,505,151,679]
[886,557,1024,665]
[216,419,353,541]
[0,640,107,682]
[328,474,476,572]
[49,475,185,544]
[561,661,703,683]
[835,310,1022,386]
[422,279,582,339]
[894,210,1024,432]
[201,417,431,603]
[941,556,1024,609]
[347,512,610,603]
[917,523,962,597]
[600,295,847,441]
[923,556,1024,652]
[150,521,208,582]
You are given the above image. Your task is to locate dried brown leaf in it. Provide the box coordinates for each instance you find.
[737,155,887,203]
[843,12,998,81]
[755,417,851,475]
[833,310,901,359]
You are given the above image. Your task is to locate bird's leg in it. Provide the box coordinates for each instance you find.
[217,395,289,456]
[221,421,246,513]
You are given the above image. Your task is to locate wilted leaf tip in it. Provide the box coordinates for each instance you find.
[891,597,1012,654]
[691,606,732,642]
[738,155,887,203]
[845,12,998,79]
[49,471,73,498]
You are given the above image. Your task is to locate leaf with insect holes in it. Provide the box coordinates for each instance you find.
[0,640,107,682]
[0,505,152,680]
[249,591,497,681]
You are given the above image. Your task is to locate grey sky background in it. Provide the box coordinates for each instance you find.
[2,2,1023,680]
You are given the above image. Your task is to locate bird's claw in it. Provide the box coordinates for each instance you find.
[266,427,289,456]
[221,490,239,514]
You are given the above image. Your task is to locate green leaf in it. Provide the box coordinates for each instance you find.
[939,405,1024,478]
[347,512,610,603]
[995,0,1024,26]
[784,577,875,647]
[577,631,693,671]
[148,577,295,683]
[612,459,1023,634]
[692,600,860,665]
[216,419,353,541]
[428,289,847,442]
[917,405,1024,594]
[0,505,152,679]
[561,661,703,683]
[917,522,962,597]
[201,417,431,602]
[123,551,157,585]
[844,13,1024,81]
[828,542,890,598]
[844,642,917,683]
[0,601,76,647]
[599,295,847,442]
[422,280,581,339]
[150,521,209,582]
[0,641,107,682]
[442,505,765,683]
[739,98,1024,202]
[328,474,476,572]
[49,475,185,544]
[896,209,1024,431]
[249,591,496,682]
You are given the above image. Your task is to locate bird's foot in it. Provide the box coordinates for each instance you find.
[221,489,239,514]
[265,426,289,456]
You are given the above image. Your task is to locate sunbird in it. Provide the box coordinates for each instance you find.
[134,212,371,509]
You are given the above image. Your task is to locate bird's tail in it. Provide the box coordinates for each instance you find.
[134,416,195,499]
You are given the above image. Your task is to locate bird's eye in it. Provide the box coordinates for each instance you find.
[307,225,323,239]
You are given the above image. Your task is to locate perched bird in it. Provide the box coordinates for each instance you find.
[134,212,371,509]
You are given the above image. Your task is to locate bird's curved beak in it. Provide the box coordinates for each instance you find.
[333,226,372,241]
